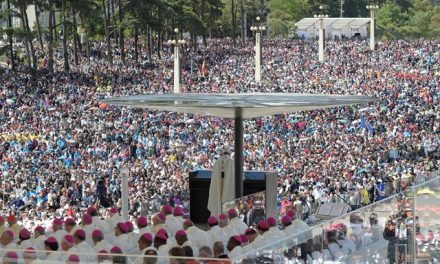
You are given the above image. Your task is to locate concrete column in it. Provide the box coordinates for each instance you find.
[370,12,375,50]
[173,45,180,93]
[255,32,261,82]
[318,19,324,63]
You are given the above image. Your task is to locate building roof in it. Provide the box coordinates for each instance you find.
[295,18,371,31]
[101,93,377,118]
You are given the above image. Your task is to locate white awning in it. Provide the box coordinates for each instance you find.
[295,18,371,31]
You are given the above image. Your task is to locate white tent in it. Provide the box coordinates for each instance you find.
[295,17,371,39]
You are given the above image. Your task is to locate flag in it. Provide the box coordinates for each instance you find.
[201,60,207,77]
[359,117,374,133]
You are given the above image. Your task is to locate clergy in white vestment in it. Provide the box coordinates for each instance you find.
[0,230,18,259]
[2,251,19,264]
[81,214,95,245]
[250,221,270,250]
[219,214,236,243]
[172,207,185,225]
[73,229,95,263]
[228,209,248,235]
[64,218,77,235]
[174,230,199,257]
[88,207,111,234]
[18,228,35,250]
[183,220,211,250]
[114,222,131,253]
[43,236,63,263]
[23,247,40,264]
[107,208,124,233]
[49,218,67,245]
[150,213,166,235]
[207,153,235,217]
[226,236,243,260]
[153,232,170,264]
[136,216,150,238]
[60,234,77,261]
[207,217,227,246]
[124,221,138,252]
[7,215,23,243]
[32,226,47,260]
[239,234,254,255]
[265,217,286,242]
[134,233,154,264]
[92,229,112,252]
[164,206,183,238]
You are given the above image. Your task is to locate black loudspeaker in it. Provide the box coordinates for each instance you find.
[188,170,269,224]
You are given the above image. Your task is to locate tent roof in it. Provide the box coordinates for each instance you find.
[101,93,377,119]
[295,17,371,31]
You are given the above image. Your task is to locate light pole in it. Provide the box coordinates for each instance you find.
[250,17,266,83]
[314,6,328,63]
[167,28,186,94]
[366,4,379,51]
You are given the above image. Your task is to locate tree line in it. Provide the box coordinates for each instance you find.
[0,0,439,73]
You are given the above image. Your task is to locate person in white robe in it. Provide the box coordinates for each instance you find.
[226,236,243,260]
[49,218,67,245]
[43,236,63,263]
[219,214,236,243]
[153,232,170,264]
[81,214,95,245]
[64,218,78,235]
[240,234,254,255]
[31,226,46,260]
[125,221,138,252]
[60,234,77,262]
[133,233,154,264]
[228,209,248,235]
[207,217,227,246]
[172,207,185,225]
[183,220,211,250]
[174,230,199,257]
[106,208,124,241]
[92,229,112,252]
[88,207,111,234]
[73,229,95,263]
[207,153,235,217]
[18,228,35,250]
[265,217,286,243]
[0,230,18,259]
[250,221,270,250]
[114,222,131,253]
[135,216,150,239]
[2,251,19,264]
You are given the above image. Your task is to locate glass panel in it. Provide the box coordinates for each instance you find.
[0,248,227,264]
[222,191,266,226]
[239,219,325,263]
[414,175,440,263]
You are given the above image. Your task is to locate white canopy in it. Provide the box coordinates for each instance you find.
[101,93,377,118]
[295,17,371,31]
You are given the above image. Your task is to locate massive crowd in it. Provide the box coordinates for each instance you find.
[0,36,438,262]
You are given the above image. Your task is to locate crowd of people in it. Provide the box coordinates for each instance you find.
[0,34,438,262]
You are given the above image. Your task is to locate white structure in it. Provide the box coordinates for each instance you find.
[296,17,370,40]
[366,4,379,50]
[167,28,186,94]
[250,17,266,83]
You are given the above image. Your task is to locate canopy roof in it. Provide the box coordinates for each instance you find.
[296,18,371,30]
[101,93,377,118]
